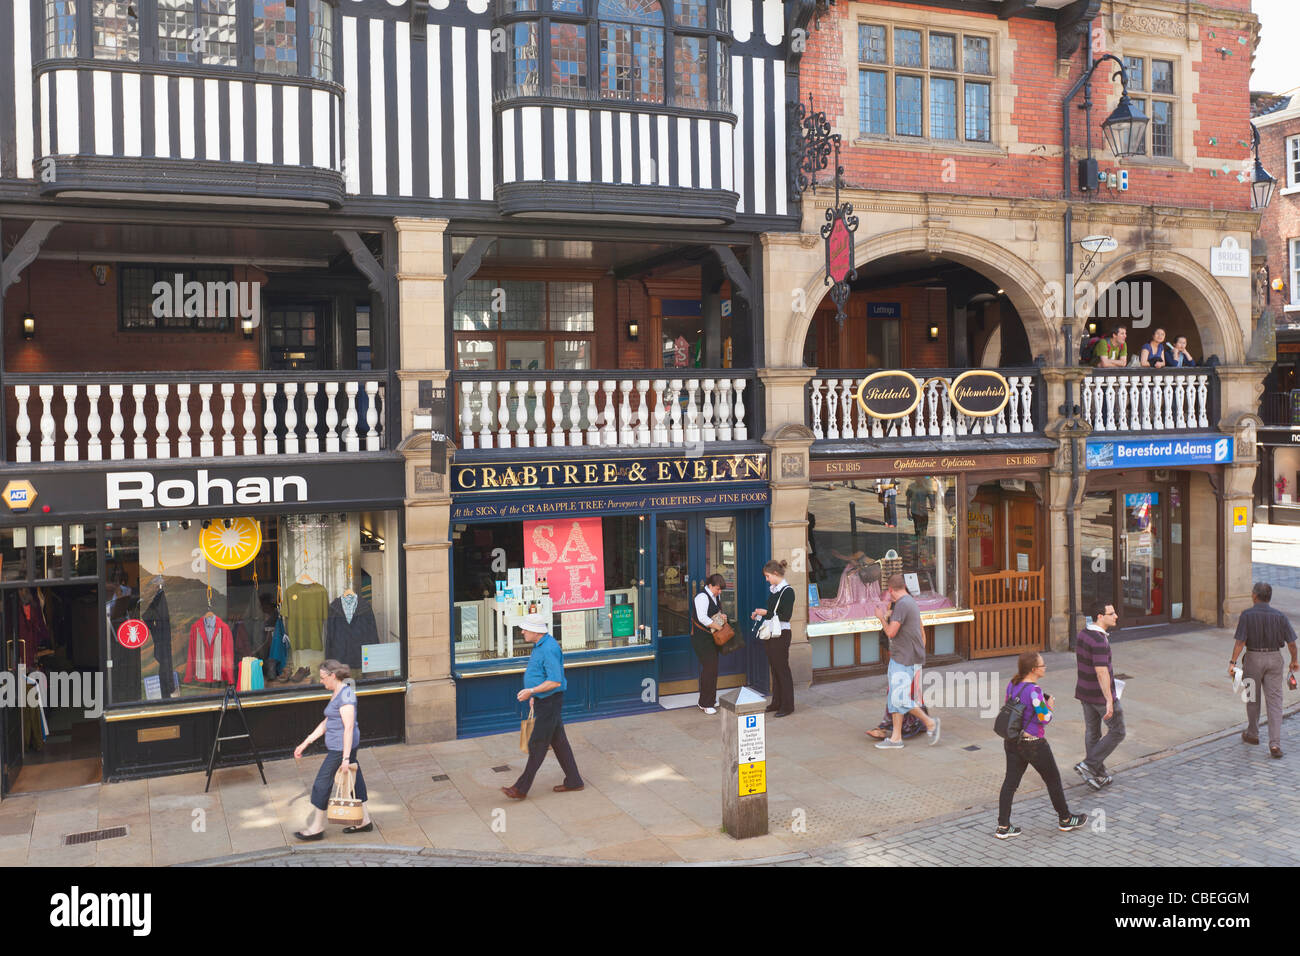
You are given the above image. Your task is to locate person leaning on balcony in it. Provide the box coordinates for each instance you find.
[1093,327,1128,368]
[1166,335,1197,368]
[1139,328,1169,369]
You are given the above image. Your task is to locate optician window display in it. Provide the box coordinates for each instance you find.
[806,477,958,625]
[453,516,641,664]
[104,511,400,706]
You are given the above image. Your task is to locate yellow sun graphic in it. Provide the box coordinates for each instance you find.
[199,518,263,570]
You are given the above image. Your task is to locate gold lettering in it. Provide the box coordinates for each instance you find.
[674,461,690,480]
[542,465,560,485]
[482,467,499,489]
[521,466,537,486]
[658,462,671,480]
[694,460,707,480]
[563,465,579,485]
[457,469,477,490]
[604,464,618,482]
[584,464,598,484]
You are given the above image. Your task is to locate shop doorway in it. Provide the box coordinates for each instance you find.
[0,584,103,795]
[1080,479,1188,628]
[655,513,765,696]
[967,479,1045,659]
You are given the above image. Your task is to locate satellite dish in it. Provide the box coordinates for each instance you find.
[1079,235,1118,254]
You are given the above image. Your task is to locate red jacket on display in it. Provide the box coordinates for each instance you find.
[184,614,235,684]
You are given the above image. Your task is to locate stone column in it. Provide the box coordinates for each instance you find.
[1041,366,1092,652]
[759,368,816,688]
[1215,364,1269,628]
[394,217,457,743]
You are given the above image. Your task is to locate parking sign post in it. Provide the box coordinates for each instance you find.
[720,687,769,839]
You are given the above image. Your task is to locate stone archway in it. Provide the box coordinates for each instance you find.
[1088,250,1245,365]
[778,226,1056,369]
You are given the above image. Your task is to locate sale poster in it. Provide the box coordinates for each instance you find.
[523,517,606,612]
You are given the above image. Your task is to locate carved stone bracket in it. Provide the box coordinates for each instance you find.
[1,220,61,298]
[1055,0,1102,61]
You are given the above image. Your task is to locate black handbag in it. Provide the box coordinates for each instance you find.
[993,683,1027,740]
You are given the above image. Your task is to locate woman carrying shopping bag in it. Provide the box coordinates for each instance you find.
[293,659,373,840]
[751,559,797,718]
[691,574,731,715]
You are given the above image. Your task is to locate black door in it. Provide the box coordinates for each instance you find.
[266,303,327,371]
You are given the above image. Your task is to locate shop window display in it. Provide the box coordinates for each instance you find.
[453,516,641,663]
[806,477,958,627]
[104,511,400,706]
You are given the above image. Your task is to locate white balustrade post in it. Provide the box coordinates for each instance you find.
[219,383,236,456]
[1104,377,1117,431]
[175,384,191,458]
[1081,378,1094,427]
[618,380,635,446]
[109,384,127,460]
[532,381,548,447]
[941,381,955,438]
[602,380,618,446]
[344,381,360,452]
[1139,375,1153,431]
[366,381,382,451]
[197,384,215,457]
[1151,376,1164,431]
[323,382,341,453]
[810,379,824,440]
[1007,377,1021,434]
[154,384,172,458]
[1021,376,1034,433]
[652,380,668,445]
[844,379,857,439]
[668,380,684,444]
[825,380,840,440]
[568,380,585,446]
[86,385,103,461]
[62,385,80,461]
[477,381,494,448]
[684,379,701,445]
[584,380,600,446]
[303,382,320,454]
[1161,376,1175,430]
[732,378,748,441]
[635,380,651,446]
[283,383,300,455]
[926,380,940,437]
[1173,376,1187,429]
[263,383,279,456]
[701,379,716,443]
[515,381,532,448]
[459,381,475,449]
[13,386,32,463]
[36,385,55,462]
[243,383,259,455]
[1197,374,1209,428]
[496,380,512,449]
[551,381,567,447]
[718,379,734,442]
[132,384,149,460]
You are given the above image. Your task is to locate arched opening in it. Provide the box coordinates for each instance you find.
[1080,274,1204,365]
[800,252,1037,372]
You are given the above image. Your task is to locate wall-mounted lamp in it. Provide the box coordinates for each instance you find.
[996,288,1005,296]
[21,312,35,341]
[626,321,639,342]
[1087,321,1098,335]
[927,325,940,342]
[241,316,254,339]
[91,264,111,286]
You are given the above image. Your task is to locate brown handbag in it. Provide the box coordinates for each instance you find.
[712,621,735,647]
[327,767,365,825]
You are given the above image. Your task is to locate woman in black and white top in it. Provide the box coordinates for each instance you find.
[690,574,728,714]
[751,559,797,717]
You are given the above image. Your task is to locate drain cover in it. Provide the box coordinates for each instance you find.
[431,774,450,782]
[962,745,981,752]
[492,765,512,773]
[64,826,128,846]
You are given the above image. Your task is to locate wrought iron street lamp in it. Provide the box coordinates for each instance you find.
[1251,124,1276,210]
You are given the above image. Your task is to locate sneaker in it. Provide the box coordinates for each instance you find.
[875,738,904,749]
[698,705,717,715]
[1058,813,1088,831]
[994,825,1021,840]
[1073,761,1102,790]
[927,717,941,746]
[1095,772,1113,788]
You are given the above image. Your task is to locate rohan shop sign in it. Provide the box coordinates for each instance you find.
[452,453,769,493]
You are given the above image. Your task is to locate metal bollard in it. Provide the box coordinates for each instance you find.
[720,686,769,840]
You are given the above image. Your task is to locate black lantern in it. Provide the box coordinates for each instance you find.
[1251,124,1276,210]
[1100,90,1149,159]
[21,312,35,341]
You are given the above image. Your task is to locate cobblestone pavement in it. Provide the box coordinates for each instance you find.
[196,719,1299,867]
[1253,562,1300,591]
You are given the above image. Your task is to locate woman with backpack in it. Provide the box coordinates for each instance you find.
[995,651,1088,839]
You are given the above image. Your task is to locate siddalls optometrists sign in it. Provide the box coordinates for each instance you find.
[452,452,769,493]
[1085,436,1233,470]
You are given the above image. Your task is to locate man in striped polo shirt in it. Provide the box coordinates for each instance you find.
[1073,603,1125,790]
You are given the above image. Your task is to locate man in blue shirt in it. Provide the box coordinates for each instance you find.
[502,614,584,799]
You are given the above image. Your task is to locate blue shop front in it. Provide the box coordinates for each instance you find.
[449,451,772,736]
